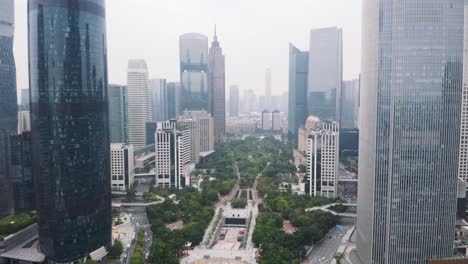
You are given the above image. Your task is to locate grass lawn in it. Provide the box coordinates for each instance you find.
[0,212,37,240]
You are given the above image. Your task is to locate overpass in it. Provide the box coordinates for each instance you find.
[134,173,154,179]
[305,203,357,218]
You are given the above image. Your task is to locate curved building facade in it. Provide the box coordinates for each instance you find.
[28,0,111,262]
[0,0,17,217]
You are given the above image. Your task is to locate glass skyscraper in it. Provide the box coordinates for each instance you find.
[179,33,209,112]
[288,43,309,139]
[357,1,464,263]
[28,0,111,262]
[0,0,17,217]
[109,85,128,144]
[308,27,342,123]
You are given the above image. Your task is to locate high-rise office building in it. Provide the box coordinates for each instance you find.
[17,111,31,134]
[127,60,150,149]
[20,88,30,110]
[146,121,157,145]
[154,121,192,189]
[288,43,309,138]
[262,110,272,131]
[149,79,168,122]
[265,68,272,110]
[109,85,128,144]
[183,110,214,153]
[308,27,342,123]
[340,79,360,129]
[459,2,468,185]
[229,85,239,117]
[9,131,34,212]
[305,118,339,197]
[179,33,209,112]
[28,1,111,261]
[208,28,226,143]
[110,144,135,191]
[177,117,201,164]
[357,1,464,263]
[167,82,180,119]
[243,89,257,113]
[272,110,281,132]
[0,0,17,217]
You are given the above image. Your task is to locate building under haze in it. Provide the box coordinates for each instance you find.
[208,29,226,143]
[28,0,111,262]
[230,85,239,117]
[167,82,180,119]
[308,27,342,123]
[265,68,272,110]
[288,43,309,139]
[182,110,214,153]
[340,79,360,129]
[127,60,150,149]
[109,85,129,144]
[180,33,209,112]
[357,0,464,263]
[111,144,135,191]
[0,0,17,217]
[149,78,168,122]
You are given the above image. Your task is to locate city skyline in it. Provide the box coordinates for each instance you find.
[12,0,362,100]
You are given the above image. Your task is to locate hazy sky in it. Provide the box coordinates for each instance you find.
[13,0,362,98]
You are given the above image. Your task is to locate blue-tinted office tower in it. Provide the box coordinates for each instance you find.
[357,0,464,263]
[28,0,111,262]
[10,132,35,212]
[288,43,309,139]
[0,0,17,217]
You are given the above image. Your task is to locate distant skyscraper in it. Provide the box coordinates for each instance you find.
[288,43,309,138]
[182,110,214,153]
[340,79,360,129]
[208,28,226,143]
[308,27,342,123]
[229,85,239,117]
[21,88,30,110]
[167,82,180,119]
[149,79,168,122]
[17,111,30,134]
[179,33,209,112]
[109,85,128,144]
[146,121,157,145]
[265,68,272,110]
[177,117,201,164]
[262,110,272,131]
[28,0,111,262]
[357,1,464,263]
[272,110,281,132]
[127,60,150,149]
[240,89,258,113]
[0,0,17,217]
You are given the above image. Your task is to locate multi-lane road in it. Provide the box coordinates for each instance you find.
[122,207,153,264]
[305,226,350,264]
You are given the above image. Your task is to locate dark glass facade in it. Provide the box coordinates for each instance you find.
[9,132,35,212]
[167,82,180,119]
[0,0,17,217]
[109,85,128,144]
[288,44,309,139]
[28,0,111,262]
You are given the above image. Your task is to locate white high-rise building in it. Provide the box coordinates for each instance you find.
[110,144,135,191]
[177,117,201,164]
[154,121,192,189]
[306,117,339,197]
[127,60,150,149]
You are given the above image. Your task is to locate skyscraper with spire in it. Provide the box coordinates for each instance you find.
[208,26,226,143]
